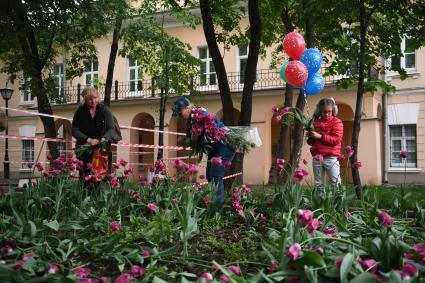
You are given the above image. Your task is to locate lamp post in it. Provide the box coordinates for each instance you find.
[1,87,14,180]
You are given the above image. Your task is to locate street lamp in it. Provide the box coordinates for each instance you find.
[1,87,14,180]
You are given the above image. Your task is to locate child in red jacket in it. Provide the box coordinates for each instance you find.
[307,98,343,191]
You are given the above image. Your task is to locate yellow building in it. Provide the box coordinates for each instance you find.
[0,13,424,186]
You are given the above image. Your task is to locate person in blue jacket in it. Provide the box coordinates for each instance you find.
[172,97,235,207]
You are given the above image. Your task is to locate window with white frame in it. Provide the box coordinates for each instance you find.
[54,63,64,97]
[390,124,417,168]
[198,47,216,86]
[128,58,143,94]
[391,37,416,71]
[83,59,99,87]
[20,75,33,104]
[19,125,36,168]
[238,45,248,84]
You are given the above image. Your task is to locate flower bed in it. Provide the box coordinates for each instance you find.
[0,154,425,282]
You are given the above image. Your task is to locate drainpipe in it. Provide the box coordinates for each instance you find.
[383,61,389,183]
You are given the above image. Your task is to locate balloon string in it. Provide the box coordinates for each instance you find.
[301,88,312,119]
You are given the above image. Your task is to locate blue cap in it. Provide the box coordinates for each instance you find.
[172,97,191,117]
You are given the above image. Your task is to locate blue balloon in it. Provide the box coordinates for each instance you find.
[305,73,324,96]
[300,48,323,74]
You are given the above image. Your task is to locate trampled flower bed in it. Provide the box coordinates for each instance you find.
[0,155,425,282]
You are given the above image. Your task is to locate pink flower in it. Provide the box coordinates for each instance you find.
[87,162,93,169]
[277,158,285,166]
[242,185,251,195]
[358,258,377,273]
[43,172,52,178]
[307,219,321,234]
[219,274,229,282]
[16,260,25,268]
[274,115,282,122]
[119,159,128,167]
[109,222,121,232]
[287,275,298,283]
[378,211,394,227]
[259,213,267,222]
[73,267,91,278]
[337,155,345,162]
[35,162,43,171]
[133,193,141,200]
[297,209,313,226]
[313,154,324,161]
[282,107,290,114]
[315,247,324,256]
[1,245,13,253]
[398,262,418,279]
[142,249,151,257]
[23,251,36,260]
[293,168,308,182]
[211,157,222,166]
[84,175,92,182]
[302,159,308,165]
[228,265,241,275]
[286,243,301,260]
[130,265,145,278]
[199,174,205,180]
[200,272,213,282]
[265,199,273,206]
[352,161,362,169]
[47,153,53,161]
[114,273,133,283]
[268,262,278,273]
[203,197,209,206]
[323,226,337,237]
[344,211,350,220]
[224,161,232,168]
[335,256,344,268]
[272,105,279,113]
[48,263,59,274]
[345,146,354,156]
[399,150,408,159]
[147,203,159,213]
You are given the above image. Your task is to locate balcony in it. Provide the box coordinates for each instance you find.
[52,68,339,105]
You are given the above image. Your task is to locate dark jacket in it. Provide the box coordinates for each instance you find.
[72,104,116,146]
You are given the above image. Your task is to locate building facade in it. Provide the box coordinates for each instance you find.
[0,14,423,186]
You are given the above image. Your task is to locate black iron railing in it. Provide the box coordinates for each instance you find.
[52,68,339,105]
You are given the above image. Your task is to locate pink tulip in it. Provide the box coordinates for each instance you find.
[286,243,301,260]
[228,265,241,275]
[345,146,354,156]
[352,161,362,169]
[23,251,36,260]
[314,247,324,256]
[259,213,267,222]
[133,193,141,200]
[211,157,222,166]
[199,174,205,180]
[35,162,44,171]
[323,226,337,237]
[297,209,313,226]
[302,159,308,165]
[307,219,321,234]
[119,159,128,167]
[223,161,232,168]
[84,175,92,182]
[1,245,13,253]
[114,273,133,283]
[274,115,282,122]
[272,105,279,113]
[358,258,377,273]
[73,267,91,278]
[131,265,145,278]
[293,168,308,182]
[142,249,151,257]
[203,198,209,206]
[399,262,418,279]
[399,150,408,159]
[313,154,324,161]
[219,274,229,282]
[268,262,278,273]
[378,211,393,227]
[147,203,159,213]
[200,272,213,282]
[287,275,298,283]
[277,158,285,165]
[48,263,59,274]
[335,256,344,268]
[109,222,121,232]
[242,185,252,195]
[337,155,345,162]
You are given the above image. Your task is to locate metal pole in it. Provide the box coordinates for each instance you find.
[4,99,9,179]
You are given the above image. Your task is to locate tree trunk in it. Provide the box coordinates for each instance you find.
[285,0,313,180]
[157,61,169,160]
[104,18,122,106]
[231,0,262,183]
[269,9,295,184]
[199,0,234,125]
[11,0,59,159]
[350,0,366,199]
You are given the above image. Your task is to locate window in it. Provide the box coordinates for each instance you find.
[390,125,417,168]
[83,59,99,87]
[198,47,216,86]
[391,37,416,71]
[238,45,248,84]
[128,58,143,95]
[22,140,35,168]
[20,75,34,104]
[19,125,36,168]
[54,63,64,96]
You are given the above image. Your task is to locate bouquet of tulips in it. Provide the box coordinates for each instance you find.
[273,106,315,132]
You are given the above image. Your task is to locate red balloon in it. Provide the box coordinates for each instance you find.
[283,32,305,60]
[284,61,308,87]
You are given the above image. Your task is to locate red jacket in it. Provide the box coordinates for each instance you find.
[307,116,343,157]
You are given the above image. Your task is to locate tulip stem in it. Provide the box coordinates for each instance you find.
[300,236,365,250]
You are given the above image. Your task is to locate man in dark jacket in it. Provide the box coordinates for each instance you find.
[72,87,116,181]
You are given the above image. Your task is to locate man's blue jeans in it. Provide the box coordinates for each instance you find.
[206,142,235,207]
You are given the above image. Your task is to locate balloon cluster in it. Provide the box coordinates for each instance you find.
[279,32,324,96]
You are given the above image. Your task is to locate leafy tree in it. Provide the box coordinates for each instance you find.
[0,0,100,159]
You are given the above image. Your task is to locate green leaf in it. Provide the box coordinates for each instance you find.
[388,271,403,283]
[293,251,326,268]
[178,272,197,278]
[44,220,60,231]
[28,221,37,238]
[152,276,168,283]
[340,253,354,283]
[351,272,378,283]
